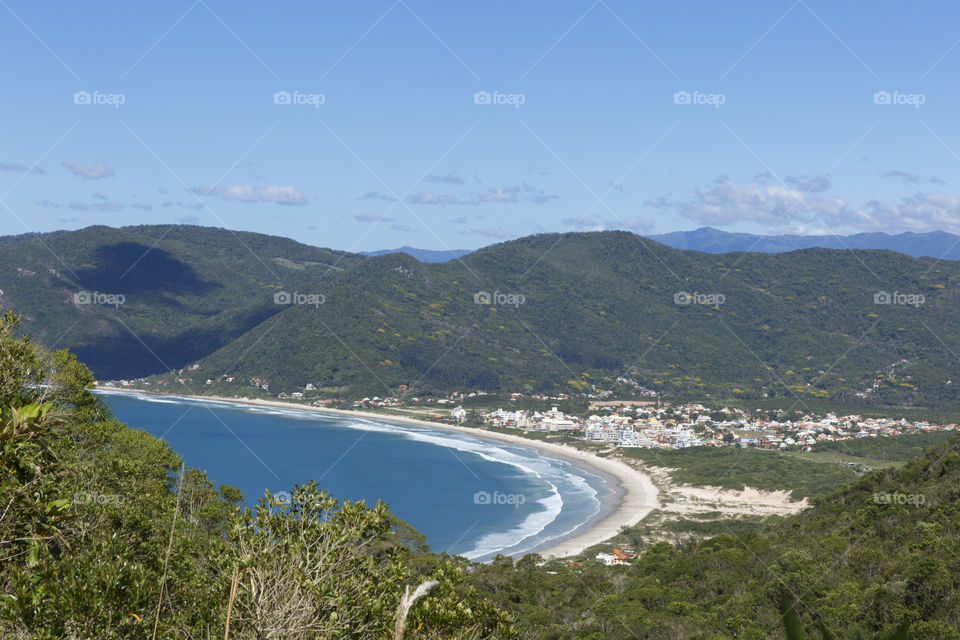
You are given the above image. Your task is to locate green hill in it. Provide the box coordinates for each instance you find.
[5,225,960,411]
[474,432,960,638]
[0,225,363,379]
[160,230,960,410]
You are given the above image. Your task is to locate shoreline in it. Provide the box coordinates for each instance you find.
[96,387,660,559]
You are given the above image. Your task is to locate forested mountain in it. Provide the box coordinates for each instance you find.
[0,225,363,379]
[5,225,960,410]
[161,230,960,410]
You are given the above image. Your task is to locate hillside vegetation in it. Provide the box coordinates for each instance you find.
[6,226,960,410]
[475,431,960,639]
[0,225,363,379]
[162,230,960,411]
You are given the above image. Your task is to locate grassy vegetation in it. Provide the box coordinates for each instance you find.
[773,433,958,475]
[616,446,861,498]
[658,514,784,536]
[781,449,901,470]
[812,431,955,460]
[587,512,786,555]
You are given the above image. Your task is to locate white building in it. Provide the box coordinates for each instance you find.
[618,429,655,448]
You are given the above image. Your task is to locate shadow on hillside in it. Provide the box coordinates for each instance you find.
[75,242,221,296]
[72,304,278,380]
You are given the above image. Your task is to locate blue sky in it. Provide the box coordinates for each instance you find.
[1,0,959,251]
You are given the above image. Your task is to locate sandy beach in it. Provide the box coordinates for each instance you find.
[97,388,660,559]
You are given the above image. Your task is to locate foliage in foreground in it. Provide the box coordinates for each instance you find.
[0,310,516,639]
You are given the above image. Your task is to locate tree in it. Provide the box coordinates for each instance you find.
[228,484,404,638]
[0,312,516,639]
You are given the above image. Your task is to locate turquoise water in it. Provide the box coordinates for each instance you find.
[98,391,613,561]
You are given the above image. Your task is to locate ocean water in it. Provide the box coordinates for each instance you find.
[97,391,613,562]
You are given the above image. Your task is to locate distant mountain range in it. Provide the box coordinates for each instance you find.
[360,246,471,263]
[366,229,960,263]
[646,227,960,260]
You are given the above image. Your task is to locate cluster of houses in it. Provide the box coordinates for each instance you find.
[595,548,642,566]
[483,406,579,431]
[481,402,957,451]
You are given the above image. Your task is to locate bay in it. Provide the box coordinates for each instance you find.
[98,391,612,561]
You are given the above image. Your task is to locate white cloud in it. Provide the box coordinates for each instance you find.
[785,174,831,193]
[881,170,921,185]
[647,177,846,227]
[218,185,257,202]
[407,192,469,205]
[882,170,946,187]
[256,185,308,205]
[191,184,308,206]
[477,187,518,203]
[357,191,397,202]
[424,171,467,185]
[650,175,960,233]
[1,162,44,174]
[37,199,124,212]
[354,213,394,223]
[161,201,204,210]
[458,227,512,239]
[563,217,606,231]
[61,161,113,179]
[607,217,653,231]
[852,192,960,232]
[407,183,557,206]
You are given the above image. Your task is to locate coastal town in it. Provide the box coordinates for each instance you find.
[476,401,957,451]
[108,374,956,452]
